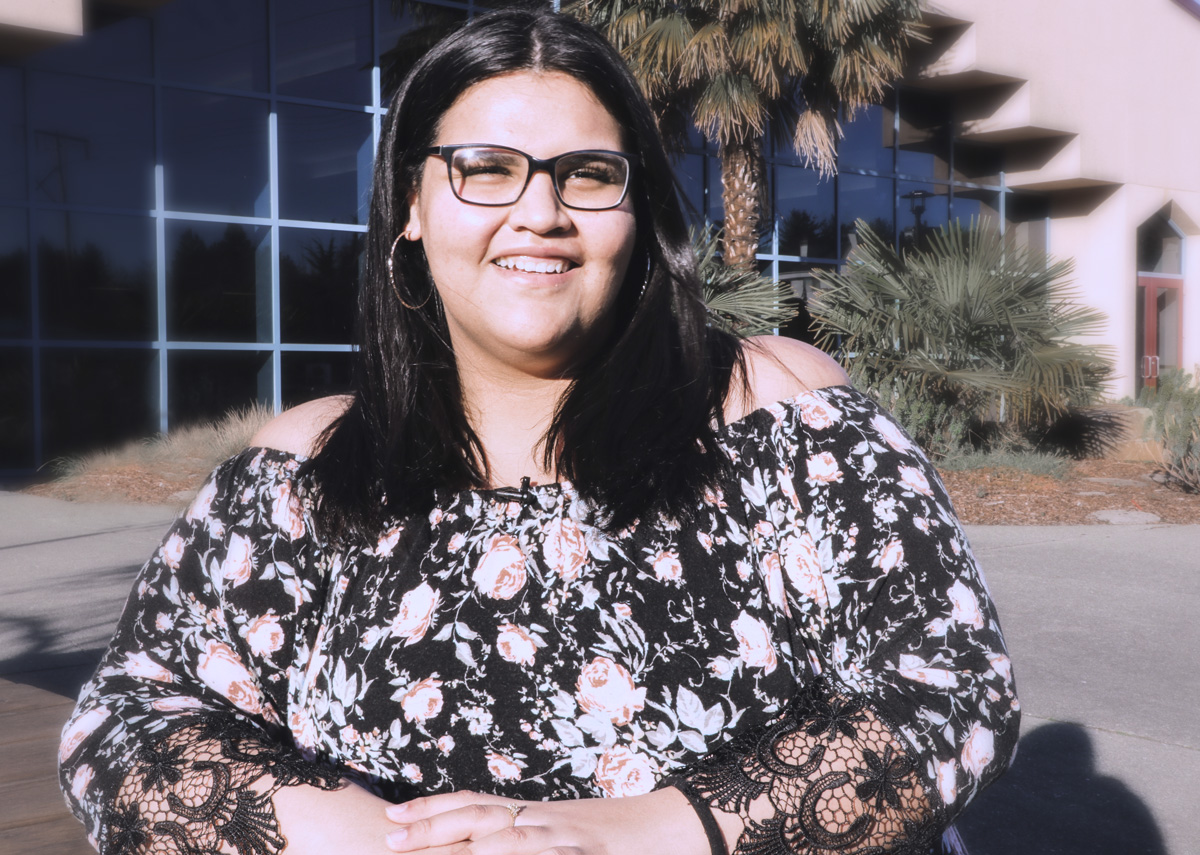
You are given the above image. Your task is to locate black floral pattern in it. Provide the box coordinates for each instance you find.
[59,386,1018,854]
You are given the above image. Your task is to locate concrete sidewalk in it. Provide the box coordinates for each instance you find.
[0,491,1196,854]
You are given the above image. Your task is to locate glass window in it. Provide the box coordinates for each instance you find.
[280,228,360,344]
[838,173,894,257]
[951,188,1003,233]
[167,221,271,342]
[706,154,724,225]
[839,103,893,174]
[896,91,951,181]
[379,2,470,99]
[42,348,157,459]
[0,69,25,203]
[674,152,707,225]
[775,166,836,259]
[277,104,373,224]
[953,139,1003,185]
[38,211,156,340]
[168,350,270,426]
[0,348,34,470]
[30,74,154,210]
[1138,216,1184,275]
[282,350,353,406]
[898,181,949,253]
[776,261,835,345]
[158,0,269,92]
[163,89,270,217]
[0,208,30,337]
[276,0,373,104]
[32,10,152,79]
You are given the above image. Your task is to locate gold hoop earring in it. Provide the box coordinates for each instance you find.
[387,230,432,310]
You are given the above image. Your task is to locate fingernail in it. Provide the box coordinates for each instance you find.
[387,828,408,847]
[386,803,409,819]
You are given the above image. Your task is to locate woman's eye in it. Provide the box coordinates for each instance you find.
[563,162,621,185]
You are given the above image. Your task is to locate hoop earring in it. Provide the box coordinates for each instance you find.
[387,231,432,310]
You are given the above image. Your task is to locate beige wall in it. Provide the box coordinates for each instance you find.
[0,0,83,39]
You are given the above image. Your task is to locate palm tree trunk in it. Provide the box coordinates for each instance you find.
[720,136,766,269]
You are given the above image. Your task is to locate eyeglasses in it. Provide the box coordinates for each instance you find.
[425,144,638,211]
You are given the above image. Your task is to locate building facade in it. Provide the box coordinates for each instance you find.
[1,0,1198,477]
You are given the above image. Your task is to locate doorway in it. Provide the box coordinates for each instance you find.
[1136,216,1185,393]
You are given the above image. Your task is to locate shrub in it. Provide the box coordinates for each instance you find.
[1137,367,1200,492]
[694,225,800,337]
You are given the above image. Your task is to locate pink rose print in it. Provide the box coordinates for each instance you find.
[400,677,444,723]
[652,550,682,583]
[936,758,958,804]
[186,479,217,523]
[799,398,841,430]
[762,552,789,614]
[70,764,95,801]
[876,539,905,573]
[151,696,204,712]
[897,654,959,688]
[390,582,440,646]
[271,479,306,540]
[948,579,984,628]
[497,623,538,666]
[402,763,423,782]
[437,735,455,754]
[246,614,285,657]
[376,527,401,557]
[59,708,111,763]
[197,640,267,717]
[988,654,1013,684]
[613,602,632,620]
[544,517,588,582]
[486,751,525,781]
[898,465,934,497]
[472,534,527,600]
[871,413,913,452]
[781,533,827,608]
[961,722,995,778]
[806,452,843,485]
[731,611,777,674]
[576,657,646,725]
[594,745,658,797]
[220,533,254,588]
[123,652,174,683]
[162,534,185,570]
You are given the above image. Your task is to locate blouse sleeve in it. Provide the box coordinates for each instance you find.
[58,448,345,854]
[662,390,1019,855]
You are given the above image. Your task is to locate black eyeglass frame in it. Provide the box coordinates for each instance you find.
[424,144,640,211]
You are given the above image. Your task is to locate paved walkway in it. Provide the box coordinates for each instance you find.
[0,491,1196,854]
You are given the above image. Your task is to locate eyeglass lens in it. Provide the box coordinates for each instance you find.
[447,147,629,210]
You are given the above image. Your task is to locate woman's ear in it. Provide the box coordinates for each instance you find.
[405,190,423,242]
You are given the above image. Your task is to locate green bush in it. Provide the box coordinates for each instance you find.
[810,220,1116,458]
[694,225,800,337]
[1137,367,1200,492]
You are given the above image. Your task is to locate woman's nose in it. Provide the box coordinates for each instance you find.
[508,170,571,233]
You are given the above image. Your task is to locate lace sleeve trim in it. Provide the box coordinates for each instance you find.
[660,679,946,855]
[104,716,345,855]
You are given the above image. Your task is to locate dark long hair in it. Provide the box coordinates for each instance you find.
[306,8,744,539]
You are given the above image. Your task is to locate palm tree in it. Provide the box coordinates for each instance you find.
[566,0,923,267]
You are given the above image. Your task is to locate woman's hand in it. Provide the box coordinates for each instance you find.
[383,787,729,855]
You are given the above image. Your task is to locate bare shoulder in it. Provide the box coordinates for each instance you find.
[727,335,850,422]
[249,395,353,457]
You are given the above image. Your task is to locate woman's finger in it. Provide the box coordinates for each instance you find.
[385,800,531,852]
[386,791,508,823]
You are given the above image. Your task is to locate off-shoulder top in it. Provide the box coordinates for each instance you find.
[59,385,1019,855]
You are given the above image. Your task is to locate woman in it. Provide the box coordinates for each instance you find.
[59,9,1018,855]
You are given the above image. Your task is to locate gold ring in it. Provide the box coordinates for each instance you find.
[505,803,525,826]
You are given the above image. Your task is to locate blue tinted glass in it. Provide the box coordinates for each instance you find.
[42,348,157,458]
[896,92,950,181]
[898,181,949,253]
[277,103,372,224]
[37,211,156,340]
[167,221,271,342]
[163,89,270,217]
[0,69,24,202]
[33,11,152,78]
[775,166,836,259]
[277,0,372,104]
[280,228,360,343]
[0,207,30,337]
[158,0,268,91]
[838,173,894,257]
[673,152,706,224]
[282,350,352,407]
[706,155,723,224]
[0,348,35,469]
[30,74,154,210]
[379,2,469,99]
[168,349,270,426]
[776,261,833,344]
[951,189,1002,232]
[839,104,892,174]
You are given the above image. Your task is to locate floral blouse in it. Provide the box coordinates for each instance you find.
[59,386,1019,855]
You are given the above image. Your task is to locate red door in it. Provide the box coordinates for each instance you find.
[1137,274,1184,391]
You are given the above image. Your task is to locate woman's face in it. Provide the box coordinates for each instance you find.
[406,71,638,380]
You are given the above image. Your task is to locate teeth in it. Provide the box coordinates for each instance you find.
[494,256,570,274]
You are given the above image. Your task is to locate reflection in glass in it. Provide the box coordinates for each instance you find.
[38,211,155,340]
[282,351,353,407]
[163,89,270,217]
[0,69,25,202]
[280,229,360,343]
[167,221,270,342]
[0,208,30,337]
[277,0,372,104]
[674,152,707,224]
[775,166,836,259]
[32,11,152,79]
[951,189,1002,232]
[953,139,1003,184]
[1138,217,1183,275]
[706,155,724,224]
[898,182,949,253]
[42,348,157,459]
[168,350,270,427]
[0,348,34,469]
[839,104,893,174]
[896,91,951,180]
[30,74,154,209]
[277,104,373,224]
[776,261,834,345]
[158,0,268,91]
[379,2,470,99]
[839,173,894,257]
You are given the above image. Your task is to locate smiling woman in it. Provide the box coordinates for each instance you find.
[59,9,1018,855]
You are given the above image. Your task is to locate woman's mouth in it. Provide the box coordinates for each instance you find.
[493,256,575,274]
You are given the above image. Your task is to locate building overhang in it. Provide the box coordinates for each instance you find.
[0,0,172,59]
